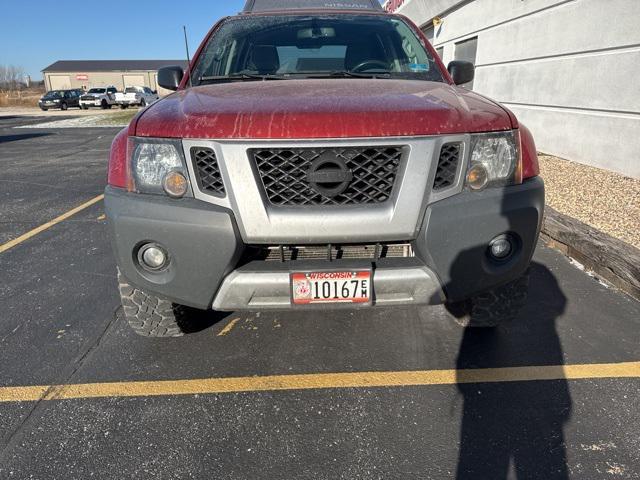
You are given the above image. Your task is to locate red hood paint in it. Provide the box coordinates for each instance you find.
[133,79,514,139]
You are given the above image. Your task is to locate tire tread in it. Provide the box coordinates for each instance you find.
[117,269,185,337]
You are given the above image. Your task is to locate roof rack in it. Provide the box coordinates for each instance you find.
[242,0,384,13]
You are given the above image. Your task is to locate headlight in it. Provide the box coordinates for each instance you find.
[130,139,192,197]
[53,99,60,103]
[466,131,522,190]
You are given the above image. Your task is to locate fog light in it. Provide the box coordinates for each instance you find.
[138,244,168,271]
[162,171,188,198]
[489,236,513,260]
[466,164,489,190]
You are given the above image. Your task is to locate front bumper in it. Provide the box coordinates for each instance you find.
[80,100,102,107]
[105,177,544,310]
[39,101,61,108]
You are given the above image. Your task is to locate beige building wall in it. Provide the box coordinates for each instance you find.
[44,71,159,91]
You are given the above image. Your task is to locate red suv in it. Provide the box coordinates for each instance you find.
[106,0,544,337]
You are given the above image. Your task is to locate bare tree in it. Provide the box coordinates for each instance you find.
[0,64,26,91]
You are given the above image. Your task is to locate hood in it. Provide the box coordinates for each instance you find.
[134,79,514,139]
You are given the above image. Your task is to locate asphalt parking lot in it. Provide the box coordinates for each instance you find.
[0,116,639,479]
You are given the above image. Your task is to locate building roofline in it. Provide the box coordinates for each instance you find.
[42,60,188,73]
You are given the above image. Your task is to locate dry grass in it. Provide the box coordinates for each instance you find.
[539,154,640,248]
[0,87,46,108]
[94,109,138,126]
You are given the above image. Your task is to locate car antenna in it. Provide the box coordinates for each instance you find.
[183,25,194,88]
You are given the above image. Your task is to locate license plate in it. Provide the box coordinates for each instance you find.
[291,271,371,305]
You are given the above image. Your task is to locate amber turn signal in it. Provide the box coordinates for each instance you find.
[162,171,189,198]
[466,164,489,190]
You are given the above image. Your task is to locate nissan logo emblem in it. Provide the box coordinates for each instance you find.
[306,152,353,198]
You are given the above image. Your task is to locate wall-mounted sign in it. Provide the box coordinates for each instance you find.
[384,0,405,12]
[76,74,89,81]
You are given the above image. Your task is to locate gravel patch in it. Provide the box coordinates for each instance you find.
[539,154,640,248]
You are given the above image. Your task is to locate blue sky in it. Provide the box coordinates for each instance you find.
[0,0,247,80]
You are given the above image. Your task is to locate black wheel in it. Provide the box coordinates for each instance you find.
[120,104,128,109]
[101,100,108,109]
[40,107,48,111]
[446,271,530,328]
[140,99,146,107]
[61,102,68,111]
[81,105,89,110]
[117,270,187,338]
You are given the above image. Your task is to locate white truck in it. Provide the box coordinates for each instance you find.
[114,86,159,109]
[80,87,118,109]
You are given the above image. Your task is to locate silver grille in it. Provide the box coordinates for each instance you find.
[250,146,404,206]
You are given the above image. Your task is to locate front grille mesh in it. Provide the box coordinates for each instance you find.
[192,147,225,197]
[259,243,414,262]
[433,143,461,191]
[250,147,404,206]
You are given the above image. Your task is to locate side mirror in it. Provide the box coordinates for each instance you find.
[158,66,184,91]
[447,60,475,86]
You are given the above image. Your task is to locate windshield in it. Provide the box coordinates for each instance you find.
[88,88,106,94]
[192,15,444,84]
[44,91,64,97]
[125,87,139,93]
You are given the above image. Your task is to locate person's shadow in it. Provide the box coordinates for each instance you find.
[429,176,571,478]
[454,262,572,479]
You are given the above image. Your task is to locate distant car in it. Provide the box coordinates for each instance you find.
[79,87,118,109]
[114,86,159,109]
[38,89,83,111]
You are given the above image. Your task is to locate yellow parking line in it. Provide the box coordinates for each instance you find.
[1,361,638,403]
[217,318,240,336]
[0,194,104,254]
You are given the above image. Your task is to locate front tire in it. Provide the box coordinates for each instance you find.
[118,270,187,337]
[446,272,530,328]
[101,100,108,109]
[61,102,68,111]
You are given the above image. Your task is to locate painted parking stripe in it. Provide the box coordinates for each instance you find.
[0,194,104,254]
[1,361,638,403]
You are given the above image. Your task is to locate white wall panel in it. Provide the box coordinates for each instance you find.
[508,105,640,178]
[474,48,640,112]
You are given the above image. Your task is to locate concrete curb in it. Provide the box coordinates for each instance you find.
[541,207,640,301]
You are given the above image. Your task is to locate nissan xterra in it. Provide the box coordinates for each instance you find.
[106,0,544,337]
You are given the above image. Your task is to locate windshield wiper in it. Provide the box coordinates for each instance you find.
[327,71,392,79]
[198,73,287,84]
[300,71,392,80]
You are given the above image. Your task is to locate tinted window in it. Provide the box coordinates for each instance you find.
[192,15,444,83]
[88,88,106,94]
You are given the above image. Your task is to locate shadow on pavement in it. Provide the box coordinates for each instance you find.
[0,133,53,143]
[455,262,571,479]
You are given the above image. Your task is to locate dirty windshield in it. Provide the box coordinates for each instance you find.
[192,15,445,83]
